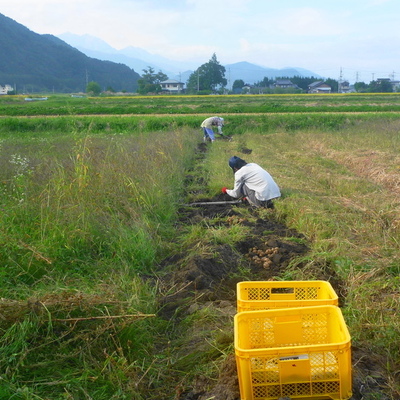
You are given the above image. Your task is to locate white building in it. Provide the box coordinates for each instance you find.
[160,79,184,93]
[391,80,400,91]
[0,84,13,95]
[308,81,332,94]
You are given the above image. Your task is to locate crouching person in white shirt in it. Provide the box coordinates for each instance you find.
[221,156,281,209]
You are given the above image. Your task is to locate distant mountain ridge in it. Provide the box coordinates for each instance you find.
[57,33,197,79]
[0,13,140,93]
[0,12,321,93]
[223,61,321,86]
[58,33,321,87]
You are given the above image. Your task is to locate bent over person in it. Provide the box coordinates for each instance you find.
[201,116,224,142]
[222,156,281,208]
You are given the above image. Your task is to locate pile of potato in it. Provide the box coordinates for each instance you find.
[246,245,279,268]
[226,215,246,224]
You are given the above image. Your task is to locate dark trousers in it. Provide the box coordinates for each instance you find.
[242,185,275,208]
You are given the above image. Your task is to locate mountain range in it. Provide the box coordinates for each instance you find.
[0,13,140,93]
[58,33,322,86]
[0,11,321,93]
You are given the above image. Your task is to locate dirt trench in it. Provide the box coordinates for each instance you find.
[155,142,391,400]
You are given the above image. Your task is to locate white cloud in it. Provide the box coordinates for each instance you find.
[276,7,349,37]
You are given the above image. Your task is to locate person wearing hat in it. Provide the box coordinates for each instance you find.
[201,116,225,142]
[221,156,281,208]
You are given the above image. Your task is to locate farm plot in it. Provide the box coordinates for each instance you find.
[0,96,398,399]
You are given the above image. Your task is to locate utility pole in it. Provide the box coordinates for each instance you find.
[85,68,89,90]
[338,67,343,93]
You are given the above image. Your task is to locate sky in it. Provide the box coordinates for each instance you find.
[1,0,399,83]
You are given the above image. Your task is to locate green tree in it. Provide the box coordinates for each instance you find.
[285,75,319,91]
[369,79,393,93]
[255,77,274,88]
[325,78,338,93]
[232,79,245,91]
[137,67,168,94]
[354,81,368,92]
[186,53,227,94]
[86,81,102,95]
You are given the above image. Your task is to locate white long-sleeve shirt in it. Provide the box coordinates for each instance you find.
[226,163,281,201]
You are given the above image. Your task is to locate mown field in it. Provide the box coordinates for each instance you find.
[2,92,400,116]
[0,93,399,400]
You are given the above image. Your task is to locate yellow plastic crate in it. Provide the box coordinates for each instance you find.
[237,280,338,312]
[234,305,352,400]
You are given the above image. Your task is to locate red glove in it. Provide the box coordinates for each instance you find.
[221,187,228,194]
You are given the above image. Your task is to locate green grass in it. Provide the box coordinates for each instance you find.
[0,129,197,286]
[0,94,399,399]
[2,92,400,116]
[0,124,199,398]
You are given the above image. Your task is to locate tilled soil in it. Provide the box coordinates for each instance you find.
[158,199,311,400]
[155,142,392,400]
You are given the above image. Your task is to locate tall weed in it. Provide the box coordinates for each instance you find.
[1,127,197,288]
[0,125,198,398]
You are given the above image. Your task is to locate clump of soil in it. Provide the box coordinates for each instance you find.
[158,202,309,320]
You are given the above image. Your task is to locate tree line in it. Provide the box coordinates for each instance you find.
[85,53,397,95]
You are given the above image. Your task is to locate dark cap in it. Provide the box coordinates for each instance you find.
[229,156,246,170]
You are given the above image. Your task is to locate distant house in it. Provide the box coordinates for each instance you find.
[242,84,253,94]
[377,78,391,84]
[160,79,184,93]
[338,81,351,93]
[274,79,299,89]
[0,84,13,95]
[308,81,332,93]
[391,80,400,91]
